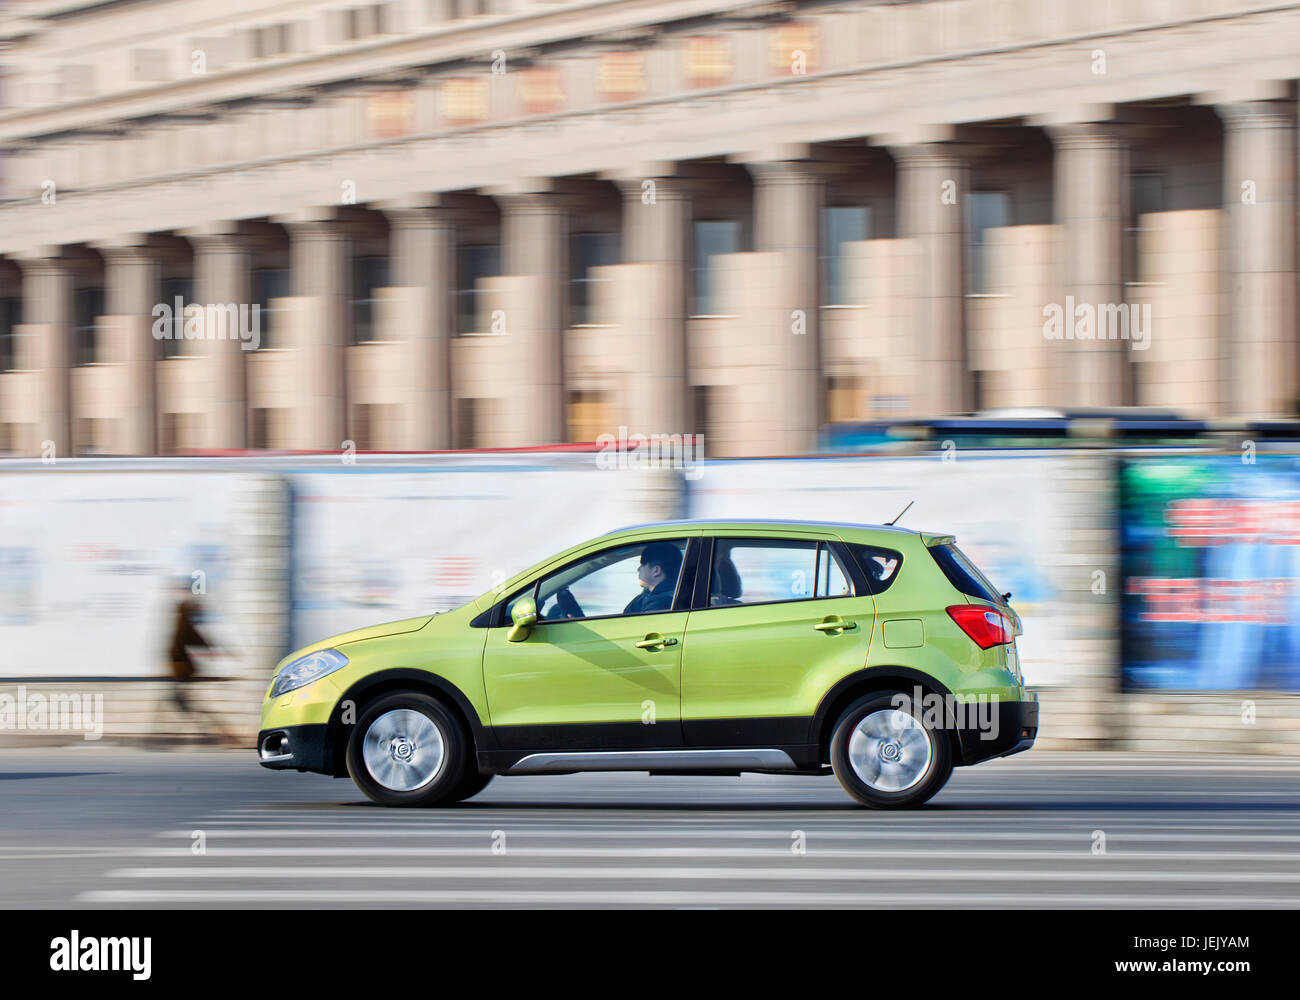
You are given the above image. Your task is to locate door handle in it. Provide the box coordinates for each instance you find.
[813,618,857,633]
[635,635,678,650]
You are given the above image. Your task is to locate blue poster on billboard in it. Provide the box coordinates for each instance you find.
[1121,455,1300,692]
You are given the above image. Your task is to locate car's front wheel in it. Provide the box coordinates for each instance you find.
[830,692,952,808]
[346,692,472,807]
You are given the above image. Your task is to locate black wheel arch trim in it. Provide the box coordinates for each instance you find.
[327,668,493,776]
[811,666,959,763]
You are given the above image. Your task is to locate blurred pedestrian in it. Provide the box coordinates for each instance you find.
[161,581,241,746]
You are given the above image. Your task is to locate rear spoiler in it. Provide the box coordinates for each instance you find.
[920,533,955,547]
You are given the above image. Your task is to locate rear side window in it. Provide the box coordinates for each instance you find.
[847,544,904,594]
[929,542,1003,604]
[709,538,851,607]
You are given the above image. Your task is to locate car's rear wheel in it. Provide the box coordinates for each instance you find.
[830,692,952,808]
[346,692,471,807]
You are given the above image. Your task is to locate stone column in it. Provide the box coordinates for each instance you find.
[893,143,970,416]
[748,158,824,453]
[384,200,455,450]
[188,224,252,449]
[1220,100,1297,417]
[16,251,74,459]
[616,173,692,435]
[1049,122,1130,408]
[100,238,164,454]
[494,187,567,445]
[286,214,351,450]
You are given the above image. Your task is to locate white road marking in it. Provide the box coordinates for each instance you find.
[76,888,1298,907]
[152,828,1300,842]
[112,846,1300,861]
[103,865,1300,883]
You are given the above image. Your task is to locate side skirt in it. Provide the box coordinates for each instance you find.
[479,747,824,775]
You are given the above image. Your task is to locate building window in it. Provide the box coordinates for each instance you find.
[1128,173,1163,284]
[351,402,390,450]
[567,389,609,443]
[965,191,1010,295]
[691,220,740,316]
[251,407,289,449]
[693,384,710,439]
[75,417,113,456]
[822,205,871,306]
[0,296,21,371]
[569,232,619,326]
[252,268,289,349]
[73,286,105,366]
[160,276,192,357]
[455,244,501,335]
[351,255,390,343]
[826,375,866,423]
[455,397,497,448]
[251,408,270,450]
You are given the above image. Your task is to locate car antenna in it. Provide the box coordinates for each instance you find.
[885,500,914,526]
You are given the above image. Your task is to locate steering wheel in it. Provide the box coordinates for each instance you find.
[554,586,583,620]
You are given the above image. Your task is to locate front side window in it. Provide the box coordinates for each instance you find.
[709,538,851,607]
[510,538,688,624]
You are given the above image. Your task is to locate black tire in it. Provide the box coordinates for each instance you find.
[345,691,472,807]
[449,770,495,803]
[829,691,953,809]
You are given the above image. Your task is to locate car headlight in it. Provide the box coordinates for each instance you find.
[270,648,349,697]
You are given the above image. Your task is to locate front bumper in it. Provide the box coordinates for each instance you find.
[257,724,334,774]
[956,698,1038,766]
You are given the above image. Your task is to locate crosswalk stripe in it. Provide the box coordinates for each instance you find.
[111,846,1300,861]
[152,821,1300,837]
[76,888,1299,906]
[103,865,1300,882]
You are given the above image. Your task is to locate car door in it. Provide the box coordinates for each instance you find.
[680,532,876,747]
[482,536,697,750]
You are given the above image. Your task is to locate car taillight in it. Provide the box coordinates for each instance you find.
[946,605,1014,649]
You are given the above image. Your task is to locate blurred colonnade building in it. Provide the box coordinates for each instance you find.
[0,0,1296,457]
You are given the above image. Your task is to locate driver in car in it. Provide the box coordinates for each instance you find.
[623,542,683,615]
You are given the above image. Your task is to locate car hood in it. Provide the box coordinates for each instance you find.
[276,615,435,669]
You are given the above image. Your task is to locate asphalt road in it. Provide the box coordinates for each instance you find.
[2,747,1299,908]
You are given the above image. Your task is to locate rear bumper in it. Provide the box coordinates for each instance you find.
[256,723,334,774]
[956,698,1038,766]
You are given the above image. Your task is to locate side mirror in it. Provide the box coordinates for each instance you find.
[507,596,539,642]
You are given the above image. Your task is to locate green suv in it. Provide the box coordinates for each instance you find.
[258,519,1038,809]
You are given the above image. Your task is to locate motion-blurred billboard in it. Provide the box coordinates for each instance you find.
[0,471,245,677]
[287,455,658,648]
[1121,455,1300,692]
[686,454,1070,686]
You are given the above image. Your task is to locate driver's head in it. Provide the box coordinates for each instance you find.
[637,542,682,592]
